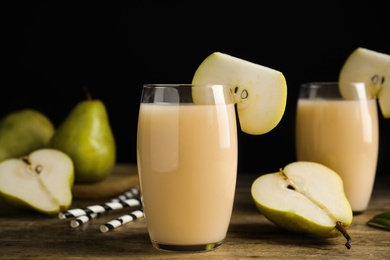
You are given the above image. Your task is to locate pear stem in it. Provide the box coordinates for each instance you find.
[336,221,352,249]
[83,86,93,100]
[281,169,353,250]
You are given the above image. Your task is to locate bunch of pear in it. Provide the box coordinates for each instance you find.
[0,91,116,215]
[0,93,116,183]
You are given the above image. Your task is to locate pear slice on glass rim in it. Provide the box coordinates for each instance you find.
[192,52,287,135]
[251,161,353,249]
[339,47,390,118]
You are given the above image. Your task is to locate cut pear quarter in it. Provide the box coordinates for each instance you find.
[192,52,287,135]
[339,47,390,118]
[251,161,353,249]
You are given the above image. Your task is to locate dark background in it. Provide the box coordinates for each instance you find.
[3,1,389,175]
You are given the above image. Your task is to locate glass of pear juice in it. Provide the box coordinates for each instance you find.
[136,84,238,252]
[295,82,379,213]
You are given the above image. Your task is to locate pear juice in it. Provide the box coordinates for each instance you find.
[137,102,237,248]
[296,98,379,212]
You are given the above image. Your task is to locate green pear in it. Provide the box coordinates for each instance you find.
[251,161,353,249]
[49,95,116,184]
[0,109,55,162]
[0,148,74,215]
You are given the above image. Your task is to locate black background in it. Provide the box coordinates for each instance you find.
[3,1,389,175]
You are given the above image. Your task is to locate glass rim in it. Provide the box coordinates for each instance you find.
[301,81,338,86]
[299,81,376,100]
[143,83,228,88]
[300,81,370,87]
[140,83,234,104]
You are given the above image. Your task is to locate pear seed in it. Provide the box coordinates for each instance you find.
[21,157,31,165]
[371,75,385,85]
[287,185,295,190]
[241,89,248,99]
[35,165,43,174]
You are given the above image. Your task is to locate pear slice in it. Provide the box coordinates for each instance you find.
[0,149,74,215]
[251,161,353,249]
[339,47,390,118]
[192,52,287,135]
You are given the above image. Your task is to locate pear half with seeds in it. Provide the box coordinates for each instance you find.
[0,149,74,215]
[251,161,353,249]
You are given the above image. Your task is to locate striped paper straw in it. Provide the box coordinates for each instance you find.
[58,198,142,220]
[70,213,100,228]
[63,188,142,228]
[100,209,144,233]
[111,187,140,202]
[68,188,141,227]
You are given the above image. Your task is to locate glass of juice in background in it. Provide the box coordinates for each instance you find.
[295,82,379,213]
[137,84,238,252]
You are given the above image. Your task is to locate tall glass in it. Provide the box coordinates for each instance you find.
[137,84,238,252]
[295,82,379,213]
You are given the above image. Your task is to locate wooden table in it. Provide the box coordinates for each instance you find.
[1,165,389,259]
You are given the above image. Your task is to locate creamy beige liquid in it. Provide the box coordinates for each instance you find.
[296,98,379,212]
[137,103,237,245]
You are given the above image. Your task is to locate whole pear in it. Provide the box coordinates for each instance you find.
[49,93,116,183]
[0,109,55,162]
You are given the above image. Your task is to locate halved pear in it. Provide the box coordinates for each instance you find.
[339,47,390,118]
[192,52,287,135]
[251,161,353,249]
[0,149,74,215]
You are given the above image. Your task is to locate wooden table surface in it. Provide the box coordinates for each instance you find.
[1,165,389,259]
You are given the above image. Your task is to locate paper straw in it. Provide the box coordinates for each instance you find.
[100,209,144,233]
[61,188,142,228]
[110,187,140,202]
[70,213,100,228]
[67,188,141,227]
[58,198,142,220]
